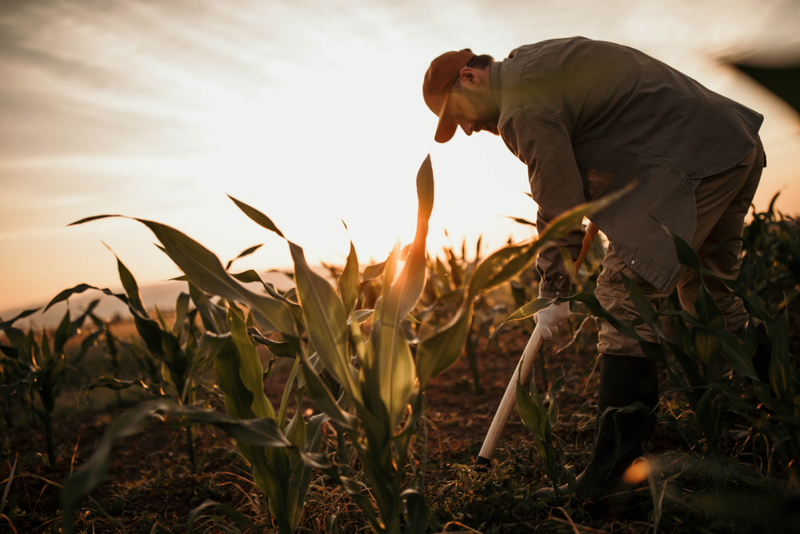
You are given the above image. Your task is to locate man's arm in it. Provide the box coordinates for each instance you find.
[535,206,585,298]
[501,109,588,298]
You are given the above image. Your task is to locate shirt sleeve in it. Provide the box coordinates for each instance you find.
[501,109,587,299]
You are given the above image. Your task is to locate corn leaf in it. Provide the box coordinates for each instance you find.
[289,240,359,404]
[225,243,264,270]
[372,155,433,428]
[44,283,128,314]
[770,310,791,404]
[0,308,40,330]
[226,306,276,420]
[340,239,360,316]
[416,304,472,390]
[70,215,297,336]
[228,195,285,238]
[53,311,71,356]
[619,273,668,339]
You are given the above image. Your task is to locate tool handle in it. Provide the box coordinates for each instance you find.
[475,325,544,467]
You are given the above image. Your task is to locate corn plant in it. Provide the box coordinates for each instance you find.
[741,192,800,313]
[515,368,574,496]
[0,305,99,469]
[48,254,218,473]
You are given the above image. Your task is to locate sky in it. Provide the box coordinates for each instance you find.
[1,0,799,318]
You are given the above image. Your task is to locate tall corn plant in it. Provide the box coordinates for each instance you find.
[201,155,611,532]
[227,156,441,533]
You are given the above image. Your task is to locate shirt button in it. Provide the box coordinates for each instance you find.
[556,291,561,295]
[631,260,636,265]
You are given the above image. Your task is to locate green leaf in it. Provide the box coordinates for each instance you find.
[231,269,263,284]
[504,215,537,227]
[371,155,434,427]
[340,239,360,316]
[172,292,191,337]
[189,283,228,335]
[227,306,276,420]
[72,215,297,336]
[619,272,667,339]
[226,243,264,270]
[516,370,547,442]
[298,353,355,429]
[770,311,792,403]
[0,308,41,330]
[505,297,556,322]
[416,303,472,390]
[114,253,148,317]
[664,225,703,273]
[228,195,285,237]
[53,310,72,356]
[278,358,301,430]
[348,309,374,325]
[289,240,359,403]
[44,283,128,313]
[362,261,387,281]
[248,328,298,358]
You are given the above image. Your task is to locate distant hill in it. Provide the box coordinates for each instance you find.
[0,270,297,331]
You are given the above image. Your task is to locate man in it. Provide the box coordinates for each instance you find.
[422,37,766,501]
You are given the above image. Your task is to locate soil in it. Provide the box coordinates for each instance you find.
[2,315,798,533]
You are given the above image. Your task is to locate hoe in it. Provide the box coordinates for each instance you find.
[474,222,598,469]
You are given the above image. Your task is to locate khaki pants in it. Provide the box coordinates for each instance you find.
[596,137,765,356]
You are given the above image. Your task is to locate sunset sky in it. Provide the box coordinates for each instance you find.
[2,0,799,317]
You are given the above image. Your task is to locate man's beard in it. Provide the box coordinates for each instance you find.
[464,90,500,135]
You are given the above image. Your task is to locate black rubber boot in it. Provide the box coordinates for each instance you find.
[534,354,659,503]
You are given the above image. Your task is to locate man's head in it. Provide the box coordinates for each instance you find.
[423,50,499,143]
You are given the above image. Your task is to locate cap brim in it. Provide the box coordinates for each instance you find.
[435,121,457,143]
[433,91,457,143]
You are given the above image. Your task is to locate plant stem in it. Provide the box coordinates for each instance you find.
[42,411,56,470]
[186,424,197,473]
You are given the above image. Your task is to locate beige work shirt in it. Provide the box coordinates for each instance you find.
[490,37,763,297]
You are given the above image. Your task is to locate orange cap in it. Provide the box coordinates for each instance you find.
[422,49,475,143]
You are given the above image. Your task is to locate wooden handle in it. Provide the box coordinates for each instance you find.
[475,224,597,469]
[475,325,544,466]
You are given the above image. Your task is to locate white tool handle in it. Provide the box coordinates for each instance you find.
[475,325,544,467]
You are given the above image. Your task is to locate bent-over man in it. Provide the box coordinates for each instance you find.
[422,37,768,501]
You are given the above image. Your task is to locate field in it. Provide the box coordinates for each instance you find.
[2,163,799,533]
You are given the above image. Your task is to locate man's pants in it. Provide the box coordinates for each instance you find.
[596,137,765,356]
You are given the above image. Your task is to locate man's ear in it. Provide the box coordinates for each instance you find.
[458,67,481,88]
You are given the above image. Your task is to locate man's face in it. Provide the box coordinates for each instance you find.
[444,86,500,137]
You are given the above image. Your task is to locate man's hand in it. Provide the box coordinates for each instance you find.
[534,301,570,340]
